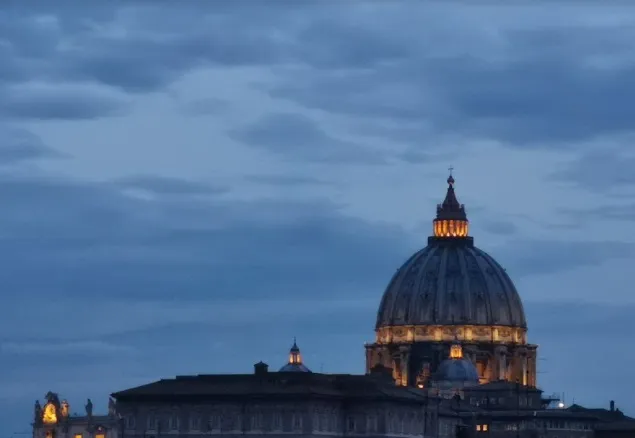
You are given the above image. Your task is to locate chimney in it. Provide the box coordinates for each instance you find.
[369,364,395,382]
[610,400,615,412]
[254,361,269,376]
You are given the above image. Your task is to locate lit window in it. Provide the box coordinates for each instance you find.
[483,425,488,432]
[476,425,482,431]
[74,434,82,438]
[95,434,105,438]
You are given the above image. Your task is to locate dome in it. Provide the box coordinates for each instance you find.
[433,343,479,383]
[376,174,526,329]
[434,357,480,383]
[279,339,311,373]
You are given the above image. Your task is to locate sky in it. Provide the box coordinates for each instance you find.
[1,1,635,435]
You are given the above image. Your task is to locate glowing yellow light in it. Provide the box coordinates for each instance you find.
[433,220,468,238]
[289,351,302,364]
[42,403,57,424]
[61,401,69,417]
[450,343,463,359]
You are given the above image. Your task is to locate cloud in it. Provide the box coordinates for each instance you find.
[0,82,129,120]
[0,127,63,164]
[0,3,299,103]
[54,4,300,93]
[180,98,231,116]
[524,301,635,410]
[550,145,635,193]
[244,174,334,187]
[560,203,635,222]
[230,112,386,164]
[5,3,634,149]
[0,341,136,355]
[477,219,519,236]
[496,239,635,277]
[0,171,411,313]
[114,175,229,196]
[267,11,635,148]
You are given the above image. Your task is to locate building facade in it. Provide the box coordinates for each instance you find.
[111,350,445,438]
[32,392,119,438]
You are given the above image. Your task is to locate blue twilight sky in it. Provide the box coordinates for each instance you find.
[1,1,635,435]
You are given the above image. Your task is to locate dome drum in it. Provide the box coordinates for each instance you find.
[375,325,527,346]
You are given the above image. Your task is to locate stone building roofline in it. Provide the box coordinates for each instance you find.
[111,371,438,405]
[465,380,542,392]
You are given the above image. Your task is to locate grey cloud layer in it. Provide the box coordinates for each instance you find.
[4,3,635,144]
[230,113,387,164]
[0,126,64,163]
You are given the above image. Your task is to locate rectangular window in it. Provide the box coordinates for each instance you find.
[208,413,220,431]
[74,434,82,438]
[95,434,105,438]
[147,415,157,431]
[126,415,136,429]
[293,414,302,430]
[476,425,482,431]
[347,417,355,432]
[190,415,200,431]
[273,413,281,430]
[483,425,488,432]
[169,414,179,430]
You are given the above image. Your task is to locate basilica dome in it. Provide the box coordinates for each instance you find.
[376,175,526,330]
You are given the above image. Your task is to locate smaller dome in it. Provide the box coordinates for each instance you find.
[433,343,479,383]
[279,338,311,373]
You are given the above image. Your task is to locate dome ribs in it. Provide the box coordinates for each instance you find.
[377,250,422,328]
[481,252,526,328]
[408,247,439,326]
[376,242,526,329]
[433,245,450,324]
[456,246,473,323]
